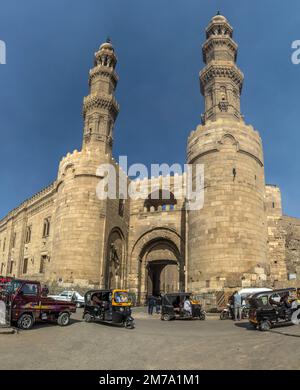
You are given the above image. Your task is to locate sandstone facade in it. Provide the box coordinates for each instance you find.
[0,15,299,301]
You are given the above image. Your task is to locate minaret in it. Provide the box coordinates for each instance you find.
[200,13,243,123]
[187,14,269,293]
[82,38,119,156]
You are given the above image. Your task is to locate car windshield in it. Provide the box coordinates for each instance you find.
[114,291,129,303]
[60,292,68,296]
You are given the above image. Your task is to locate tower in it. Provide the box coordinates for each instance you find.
[48,40,120,288]
[200,13,243,123]
[187,14,269,292]
[82,38,119,156]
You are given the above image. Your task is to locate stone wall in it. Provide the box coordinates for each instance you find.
[0,182,56,280]
[265,185,287,284]
[281,215,300,281]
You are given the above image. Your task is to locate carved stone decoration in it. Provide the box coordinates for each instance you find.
[218,101,229,111]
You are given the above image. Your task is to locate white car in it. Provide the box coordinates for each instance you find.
[48,290,85,308]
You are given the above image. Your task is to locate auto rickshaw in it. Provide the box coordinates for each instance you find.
[83,289,135,329]
[248,288,300,331]
[161,292,206,321]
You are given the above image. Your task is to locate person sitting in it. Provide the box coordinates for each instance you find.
[92,293,102,306]
[280,293,293,319]
[183,297,192,317]
[41,284,49,297]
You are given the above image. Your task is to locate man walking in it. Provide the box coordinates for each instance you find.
[233,290,242,321]
[147,295,155,315]
[155,295,161,314]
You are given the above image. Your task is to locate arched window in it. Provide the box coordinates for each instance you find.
[42,218,51,238]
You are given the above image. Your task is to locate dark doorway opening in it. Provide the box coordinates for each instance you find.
[147,260,178,296]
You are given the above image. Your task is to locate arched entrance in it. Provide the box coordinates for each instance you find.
[130,227,185,303]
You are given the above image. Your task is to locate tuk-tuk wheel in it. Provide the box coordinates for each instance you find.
[125,319,135,329]
[199,313,206,321]
[17,313,34,330]
[161,314,171,321]
[57,312,70,326]
[84,313,93,323]
[259,320,271,331]
[220,311,229,320]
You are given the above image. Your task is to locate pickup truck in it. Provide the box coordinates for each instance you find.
[0,279,76,329]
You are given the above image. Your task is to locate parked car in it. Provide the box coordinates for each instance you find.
[0,279,76,329]
[48,290,85,308]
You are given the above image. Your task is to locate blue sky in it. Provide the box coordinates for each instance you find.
[0,0,300,219]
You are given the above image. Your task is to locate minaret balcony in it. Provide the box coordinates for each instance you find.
[83,93,120,119]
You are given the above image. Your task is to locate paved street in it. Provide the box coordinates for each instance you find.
[1,308,300,370]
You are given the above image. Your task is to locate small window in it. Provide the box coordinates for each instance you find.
[23,258,28,274]
[12,233,17,248]
[8,261,14,275]
[42,218,51,238]
[39,255,47,273]
[118,199,125,218]
[3,238,6,252]
[272,202,275,208]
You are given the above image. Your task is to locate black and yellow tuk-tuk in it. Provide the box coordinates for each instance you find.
[248,288,300,331]
[161,292,206,321]
[83,289,135,329]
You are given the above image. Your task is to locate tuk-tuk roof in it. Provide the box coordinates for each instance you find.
[249,287,297,308]
[238,288,272,296]
[251,287,296,299]
[84,289,128,298]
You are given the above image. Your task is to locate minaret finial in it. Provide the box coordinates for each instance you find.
[106,36,111,44]
[216,10,220,15]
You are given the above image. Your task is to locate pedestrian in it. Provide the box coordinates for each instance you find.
[41,284,49,297]
[148,295,155,315]
[155,295,161,314]
[228,293,234,320]
[233,290,242,321]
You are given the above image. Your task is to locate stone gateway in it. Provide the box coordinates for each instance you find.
[0,14,299,303]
